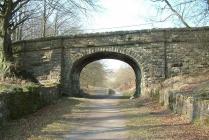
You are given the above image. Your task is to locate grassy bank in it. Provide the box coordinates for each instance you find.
[119,97,209,139]
[0,82,39,93]
[0,97,80,140]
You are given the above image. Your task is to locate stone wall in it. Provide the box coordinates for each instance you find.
[0,86,60,127]
[12,27,209,96]
[159,90,209,124]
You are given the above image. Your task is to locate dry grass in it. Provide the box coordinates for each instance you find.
[0,97,80,140]
[121,88,135,97]
[121,97,209,140]
[0,83,38,93]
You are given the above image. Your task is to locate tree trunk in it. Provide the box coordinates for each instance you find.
[0,17,13,78]
[54,12,58,36]
[42,0,47,37]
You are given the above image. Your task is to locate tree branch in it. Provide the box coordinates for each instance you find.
[163,0,191,28]
[12,0,30,16]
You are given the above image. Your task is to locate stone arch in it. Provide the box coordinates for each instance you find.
[69,51,141,97]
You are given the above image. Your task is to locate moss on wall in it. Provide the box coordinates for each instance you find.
[0,84,60,125]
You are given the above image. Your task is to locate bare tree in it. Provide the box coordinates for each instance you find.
[53,10,81,36]
[80,61,107,88]
[13,0,98,40]
[0,0,32,77]
[107,67,135,90]
[150,0,209,27]
[0,0,99,77]
[42,0,97,36]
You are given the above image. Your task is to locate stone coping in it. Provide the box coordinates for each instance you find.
[12,26,209,44]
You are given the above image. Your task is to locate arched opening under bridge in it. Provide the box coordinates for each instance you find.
[70,52,141,98]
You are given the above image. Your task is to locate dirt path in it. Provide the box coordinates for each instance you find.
[65,94,128,140]
[1,93,209,140]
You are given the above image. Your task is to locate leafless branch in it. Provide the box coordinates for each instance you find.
[163,0,191,28]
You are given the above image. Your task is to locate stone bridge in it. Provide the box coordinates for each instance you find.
[12,27,209,96]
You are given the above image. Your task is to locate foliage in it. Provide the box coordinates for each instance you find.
[0,80,39,93]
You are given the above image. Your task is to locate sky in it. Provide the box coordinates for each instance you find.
[82,0,173,33]
[100,59,131,71]
[81,0,173,69]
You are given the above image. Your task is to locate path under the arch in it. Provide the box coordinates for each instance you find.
[1,91,209,140]
[65,93,128,140]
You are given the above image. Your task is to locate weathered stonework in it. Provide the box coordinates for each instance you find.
[12,27,209,96]
[0,86,60,127]
[159,90,209,123]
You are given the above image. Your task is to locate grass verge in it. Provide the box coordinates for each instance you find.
[0,97,80,140]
